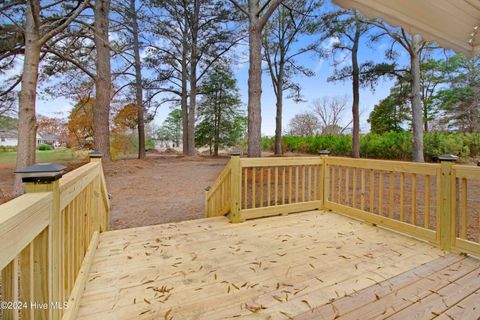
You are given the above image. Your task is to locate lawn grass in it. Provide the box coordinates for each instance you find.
[0,148,87,164]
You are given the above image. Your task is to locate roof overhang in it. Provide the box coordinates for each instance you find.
[333,0,480,56]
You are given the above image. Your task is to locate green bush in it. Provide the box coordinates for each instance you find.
[145,138,156,150]
[0,145,17,152]
[38,144,54,151]
[262,132,480,162]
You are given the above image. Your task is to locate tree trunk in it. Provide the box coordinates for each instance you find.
[181,15,189,155]
[274,66,284,155]
[423,104,429,132]
[130,0,145,159]
[187,66,197,156]
[214,87,221,157]
[410,40,424,162]
[187,0,200,156]
[93,0,112,161]
[14,0,41,195]
[351,21,361,158]
[247,26,263,157]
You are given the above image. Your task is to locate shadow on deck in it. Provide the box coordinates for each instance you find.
[76,211,480,319]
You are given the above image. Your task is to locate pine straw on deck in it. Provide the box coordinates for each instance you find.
[76,211,480,320]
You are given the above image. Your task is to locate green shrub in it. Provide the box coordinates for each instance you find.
[38,144,54,151]
[0,145,17,152]
[261,136,274,151]
[262,132,480,162]
[145,138,156,150]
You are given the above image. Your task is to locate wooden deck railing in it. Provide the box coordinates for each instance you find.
[238,157,324,221]
[205,159,232,217]
[324,157,440,246]
[206,154,480,257]
[451,164,480,256]
[0,154,109,320]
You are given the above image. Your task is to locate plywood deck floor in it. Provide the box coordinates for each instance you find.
[76,211,480,320]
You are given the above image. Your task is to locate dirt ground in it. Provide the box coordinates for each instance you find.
[103,154,229,230]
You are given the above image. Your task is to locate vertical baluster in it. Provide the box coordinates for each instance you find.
[267,168,271,206]
[425,175,431,229]
[34,229,49,320]
[2,257,19,320]
[400,172,405,221]
[76,195,81,275]
[379,171,383,216]
[436,168,441,235]
[369,169,374,212]
[252,168,256,208]
[20,243,34,320]
[275,167,279,205]
[302,166,306,202]
[295,166,299,203]
[244,168,248,209]
[69,204,74,292]
[12,257,19,320]
[331,166,336,203]
[345,167,350,206]
[63,206,69,299]
[308,166,312,202]
[282,167,286,205]
[361,169,366,211]
[352,167,357,208]
[260,168,264,207]
[289,167,293,204]
[389,171,394,218]
[337,167,342,203]
[313,166,317,201]
[412,173,417,224]
[460,177,468,239]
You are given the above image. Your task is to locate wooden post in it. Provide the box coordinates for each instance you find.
[319,150,330,210]
[438,154,458,251]
[89,152,103,232]
[230,155,242,223]
[204,187,211,217]
[17,163,66,320]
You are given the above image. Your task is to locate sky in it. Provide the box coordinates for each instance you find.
[30,0,410,136]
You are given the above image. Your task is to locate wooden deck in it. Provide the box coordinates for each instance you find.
[76,211,480,320]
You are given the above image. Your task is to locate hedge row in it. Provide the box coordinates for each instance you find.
[262,132,480,161]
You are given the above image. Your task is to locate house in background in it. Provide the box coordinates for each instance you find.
[37,133,61,147]
[0,129,61,148]
[0,130,18,146]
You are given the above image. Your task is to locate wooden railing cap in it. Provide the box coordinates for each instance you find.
[229,150,241,156]
[88,151,103,158]
[15,163,66,183]
[319,149,330,155]
[438,154,458,162]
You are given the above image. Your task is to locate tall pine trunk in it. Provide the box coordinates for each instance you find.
[247,26,263,157]
[214,88,221,157]
[351,21,361,158]
[130,0,145,159]
[94,0,112,160]
[410,39,424,162]
[181,16,189,155]
[187,0,200,156]
[14,0,41,195]
[274,64,284,155]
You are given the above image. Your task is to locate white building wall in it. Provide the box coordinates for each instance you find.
[0,138,17,146]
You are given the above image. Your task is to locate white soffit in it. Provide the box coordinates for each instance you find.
[333,0,480,56]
